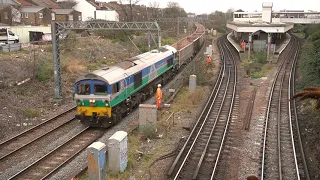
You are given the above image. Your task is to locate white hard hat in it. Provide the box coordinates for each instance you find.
[207,54,210,57]
[158,84,161,88]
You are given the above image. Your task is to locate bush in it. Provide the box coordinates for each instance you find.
[139,124,157,139]
[299,32,320,87]
[24,108,40,118]
[94,30,130,42]
[242,52,267,76]
[61,30,78,51]
[36,60,53,82]
[162,37,177,45]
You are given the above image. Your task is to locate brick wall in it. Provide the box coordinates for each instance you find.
[21,9,53,26]
[55,14,67,21]
[0,6,13,25]
[72,11,81,21]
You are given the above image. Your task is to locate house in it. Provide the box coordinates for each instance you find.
[73,0,98,20]
[51,8,82,21]
[73,0,119,21]
[0,4,21,25]
[94,9,118,21]
[19,7,54,25]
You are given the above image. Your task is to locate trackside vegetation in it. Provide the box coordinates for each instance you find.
[298,25,320,87]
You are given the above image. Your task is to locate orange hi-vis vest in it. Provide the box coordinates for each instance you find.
[206,56,211,63]
[156,87,162,100]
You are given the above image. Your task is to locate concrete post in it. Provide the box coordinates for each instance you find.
[189,75,197,93]
[87,142,107,180]
[139,104,157,130]
[208,45,213,57]
[108,131,128,173]
[248,33,252,61]
[267,33,271,63]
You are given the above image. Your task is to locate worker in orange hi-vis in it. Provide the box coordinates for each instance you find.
[156,84,162,109]
[206,55,211,66]
[241,40,246,51]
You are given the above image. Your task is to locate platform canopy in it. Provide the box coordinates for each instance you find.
[227,21,294,33]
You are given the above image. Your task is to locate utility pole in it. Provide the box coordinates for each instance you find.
[248,33,252,62]
[177,17,180,38]
[267,33,271,63]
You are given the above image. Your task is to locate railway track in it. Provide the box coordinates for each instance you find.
[0,107,76,162]
[167,35,237,180]
[8,127,105,180]
[261,34,310,180]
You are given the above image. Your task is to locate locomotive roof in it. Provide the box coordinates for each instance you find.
[76,45,177,85]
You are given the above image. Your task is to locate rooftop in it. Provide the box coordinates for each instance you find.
[228,21,293,27]
[51,8,75,14]
[19,6,45,13]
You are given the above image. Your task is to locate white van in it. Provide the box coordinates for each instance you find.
[0,28,19,44]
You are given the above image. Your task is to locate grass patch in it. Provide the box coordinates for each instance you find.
[171,86,206,113]
[62,59,87,74]
[162,37,177,45]
[241,52,274,78]
[250,73,264,79]
[86,60,110,71]
[24,108,40,118]
[293,33,305,39]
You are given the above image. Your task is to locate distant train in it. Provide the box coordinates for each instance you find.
[74,23,205,127]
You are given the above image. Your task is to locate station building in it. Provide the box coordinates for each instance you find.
[227,2,320,61]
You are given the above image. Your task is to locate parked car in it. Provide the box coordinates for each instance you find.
[0,28,19,44]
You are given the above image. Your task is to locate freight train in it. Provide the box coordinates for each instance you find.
[74,23,205,127]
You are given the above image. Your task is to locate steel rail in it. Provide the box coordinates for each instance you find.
[167,36,226,176]
[210,36,237,180]
[0,117,76,161]
[191,64,231,180]
[261,35,295,180]
[8,127,91,180]
[290,39,310,180]
[173,35,232,179]
[0,106,76,146]
[172,57,228,180]
[288,36,302,180]
[277,53,287,180]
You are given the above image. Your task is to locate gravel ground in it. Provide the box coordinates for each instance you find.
[0,118,79,172]
[217,61,277,180]
[0,121,86,179]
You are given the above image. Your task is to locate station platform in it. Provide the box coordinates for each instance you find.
[227,32,242,53]
[227,32,291,55]
[274,33,291,54]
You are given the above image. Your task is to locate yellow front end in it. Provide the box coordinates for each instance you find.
[77,106,112,118]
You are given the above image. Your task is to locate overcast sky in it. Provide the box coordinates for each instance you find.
[138,0,320,14]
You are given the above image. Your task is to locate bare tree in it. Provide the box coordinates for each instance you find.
[148,1,160,18]
[57,0,78,9]
[226,8,235,20]
[164,1,186,18]
[11,7,21,25]
[167,1,179,8]
[119,0,140,21]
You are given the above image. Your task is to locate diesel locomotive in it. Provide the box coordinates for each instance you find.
[74,23,205,127]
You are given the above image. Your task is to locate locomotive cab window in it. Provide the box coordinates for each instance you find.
[78,83,90,95]
[112,82,120,94]
[94,84,107,95]
[134,71,142,89]
[167,57,173,67]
